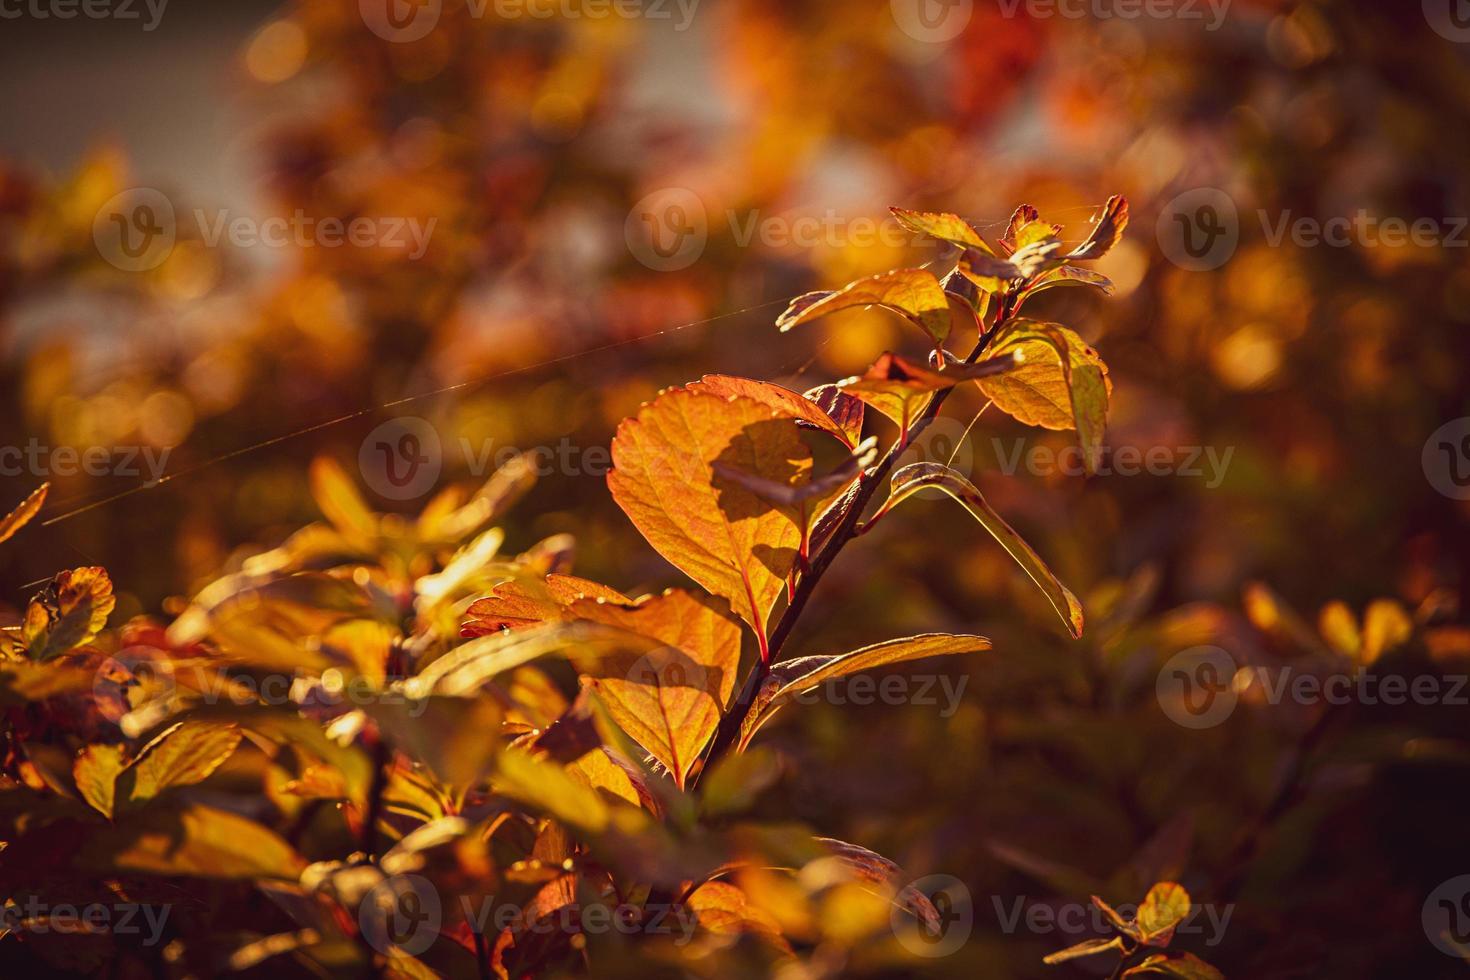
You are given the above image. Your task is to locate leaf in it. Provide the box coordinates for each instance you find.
[86,802,306,880]
[1362,599,1413,663]
[463,574,629,636]
[366,694,505,789]
[1122,952,1225,980]
[712,436,877,508]
[804,385,865,447]
[577,589,742,788]
[1022,265,1116,299]
[1042,936,1125,964]
[428,453,538,542]
[699,375,853,447]
[1135,881,1191,945]
[22,567,116,660]
[815,837,942,934]
[122,721,243,807]
[686,881,792,953]
[1067,195,1130,261]
[608,384,808,652]
[884,463,1084,638]
[1001,204,1042,253]
[888,207,988,249]
[979,320,1110,474]
[492,748,616,835]
[838,351,1020,433]
[418,619,663,698]
[74,743,127,819]
[700,745,782,818]
[738,633,989,750]
[0,483,47,546]
[310,456,378,541]
[775,268,952,347]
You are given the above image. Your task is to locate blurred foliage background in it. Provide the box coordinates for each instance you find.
[3,0,1470,975]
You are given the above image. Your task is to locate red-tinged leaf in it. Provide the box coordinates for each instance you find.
[1067,195,1130,261]
[699,375,852,447]
[712,436,877,508]
[837,351,1019,433]
[608,385,808,651]
[889,207,989,250]
[0,483,47,546]
[738,633,989,750]
[1122,952,1225,979]
[577,589,742,788]
[775,268,952,347]
[1042,936,1125,965]
[1022,265,1116,299]
[814,837,941,933]
[1001,204,1042,253]
[686,881,792,954]
[884,463,1084,638]
[463,574,629,636]
[979,320,1110,474]
[804,384,865,447]
[22,567,116,661]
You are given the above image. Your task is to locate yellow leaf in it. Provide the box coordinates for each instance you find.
[74,743,126,819]
[309,456,378,541]
[1362,599,1413,664]
[578,589,742,788]
[1318,600,1362,659]
[0,483,47,547]
[463,574,629,636]
[123,721,243,806]
[22,567,116,660]
[1135,881,1191,945]
[888,207,989,249]
[884,463,1084,638]
[979,320,1110,473]
[838,351,1019,434]
[1067,194,1131,261]
[698,374,853,447]
[609,384,809,652]
[687,881,792,954]
[87,803,305,880]
[775,268,952,347]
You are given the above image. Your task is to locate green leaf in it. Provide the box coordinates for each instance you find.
[775,268,953,347]
[738,633,989,750]
[884,463,1084,638]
